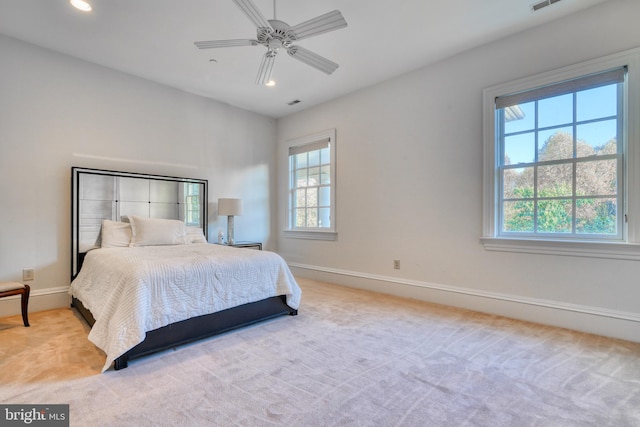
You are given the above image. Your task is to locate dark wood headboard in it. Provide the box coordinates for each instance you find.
[71,167,208,280]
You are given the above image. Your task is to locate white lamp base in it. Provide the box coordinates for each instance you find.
[227,215,235,245]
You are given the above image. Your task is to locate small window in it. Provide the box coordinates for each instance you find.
[184,183,203,227]
[285,129,337,240]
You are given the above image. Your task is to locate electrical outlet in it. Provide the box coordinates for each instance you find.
[22,268,35,281]
[393,260,400,270]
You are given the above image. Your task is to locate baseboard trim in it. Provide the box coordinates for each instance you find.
[0,286,70,318]
[4,270,638,342]
[288,262,640,342]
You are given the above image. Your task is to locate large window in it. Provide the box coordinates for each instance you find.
[497,68,625,239]
[483,49,640,259]
[285,129,337,240]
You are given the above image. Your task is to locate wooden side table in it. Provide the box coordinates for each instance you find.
[0,282,30,327]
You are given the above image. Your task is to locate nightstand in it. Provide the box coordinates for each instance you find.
[220,242,262,250]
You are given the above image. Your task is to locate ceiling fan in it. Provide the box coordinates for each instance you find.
[194,0,348,85]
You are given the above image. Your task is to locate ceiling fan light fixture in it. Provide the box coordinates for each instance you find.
[70,0,92,12]
[265,80,276,87]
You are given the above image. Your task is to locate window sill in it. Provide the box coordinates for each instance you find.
[284,229,337,241]
[481,237,640,260]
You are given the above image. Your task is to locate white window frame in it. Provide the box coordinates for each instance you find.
[482,48,640,260]
[284,129,337,241]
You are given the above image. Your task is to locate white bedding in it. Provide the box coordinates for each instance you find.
[70,244,301,372]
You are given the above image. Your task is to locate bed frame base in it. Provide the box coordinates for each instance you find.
[72,296,297,370]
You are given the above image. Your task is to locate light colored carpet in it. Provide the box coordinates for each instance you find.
[1,278,639,426]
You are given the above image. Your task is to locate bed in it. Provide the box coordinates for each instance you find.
[70,167,301,371]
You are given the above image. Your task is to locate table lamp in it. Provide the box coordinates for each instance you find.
[218,198,243,245]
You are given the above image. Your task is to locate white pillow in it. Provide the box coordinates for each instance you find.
[186,226,208,244]
[129,215,187,247]
[101,220,132,248]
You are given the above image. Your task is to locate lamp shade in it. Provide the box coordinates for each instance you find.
[218,198,243,216]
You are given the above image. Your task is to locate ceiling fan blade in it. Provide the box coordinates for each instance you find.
[288,10,347,41]
[194,39,258,49]
[287,45,339,75]
[232,0,272,30]
[256,51,277,85]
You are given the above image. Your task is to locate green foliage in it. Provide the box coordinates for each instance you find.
[537,199,571,233]
[505,200,534,232]
[576,199,617,234]
[503,131,617,235]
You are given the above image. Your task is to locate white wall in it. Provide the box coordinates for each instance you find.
[0,34,277,315]
[277,0,640,342]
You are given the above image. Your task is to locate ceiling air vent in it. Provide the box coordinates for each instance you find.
[531,0,562,12]
[287,100,301,106]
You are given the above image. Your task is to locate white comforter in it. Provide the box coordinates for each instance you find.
[70,244,301,372]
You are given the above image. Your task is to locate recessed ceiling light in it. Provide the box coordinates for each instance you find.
[70,0,92,12]
[265,80,276,87]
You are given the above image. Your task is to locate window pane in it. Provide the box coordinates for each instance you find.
[577,84,617,122]
[504,132,535,165]
[320,165,331,184]
[503,167,534,199]
[504,102,535,134]
[295,189,306,208]
[320,147,330,165]
[576,120,617,157]
[318,207,331,228]
[295,208,306,227]
[308,149,320,167]
[295,152,308,168]
[538,163,573,197]
[576,198,617,234]
[306,187,318,207]
[503,200,534,232]
[576,159,617,196]
[308,167,320,186]
[537,199,572,233]
[295,169,308,187]
[306,209,318,227]
[538,93,573,128]
[319,186,330,206]
[538,128,573,161]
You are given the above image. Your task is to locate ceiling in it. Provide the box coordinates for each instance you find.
[0,0,609,118]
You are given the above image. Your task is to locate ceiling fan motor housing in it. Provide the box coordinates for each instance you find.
[257,19,295,51]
